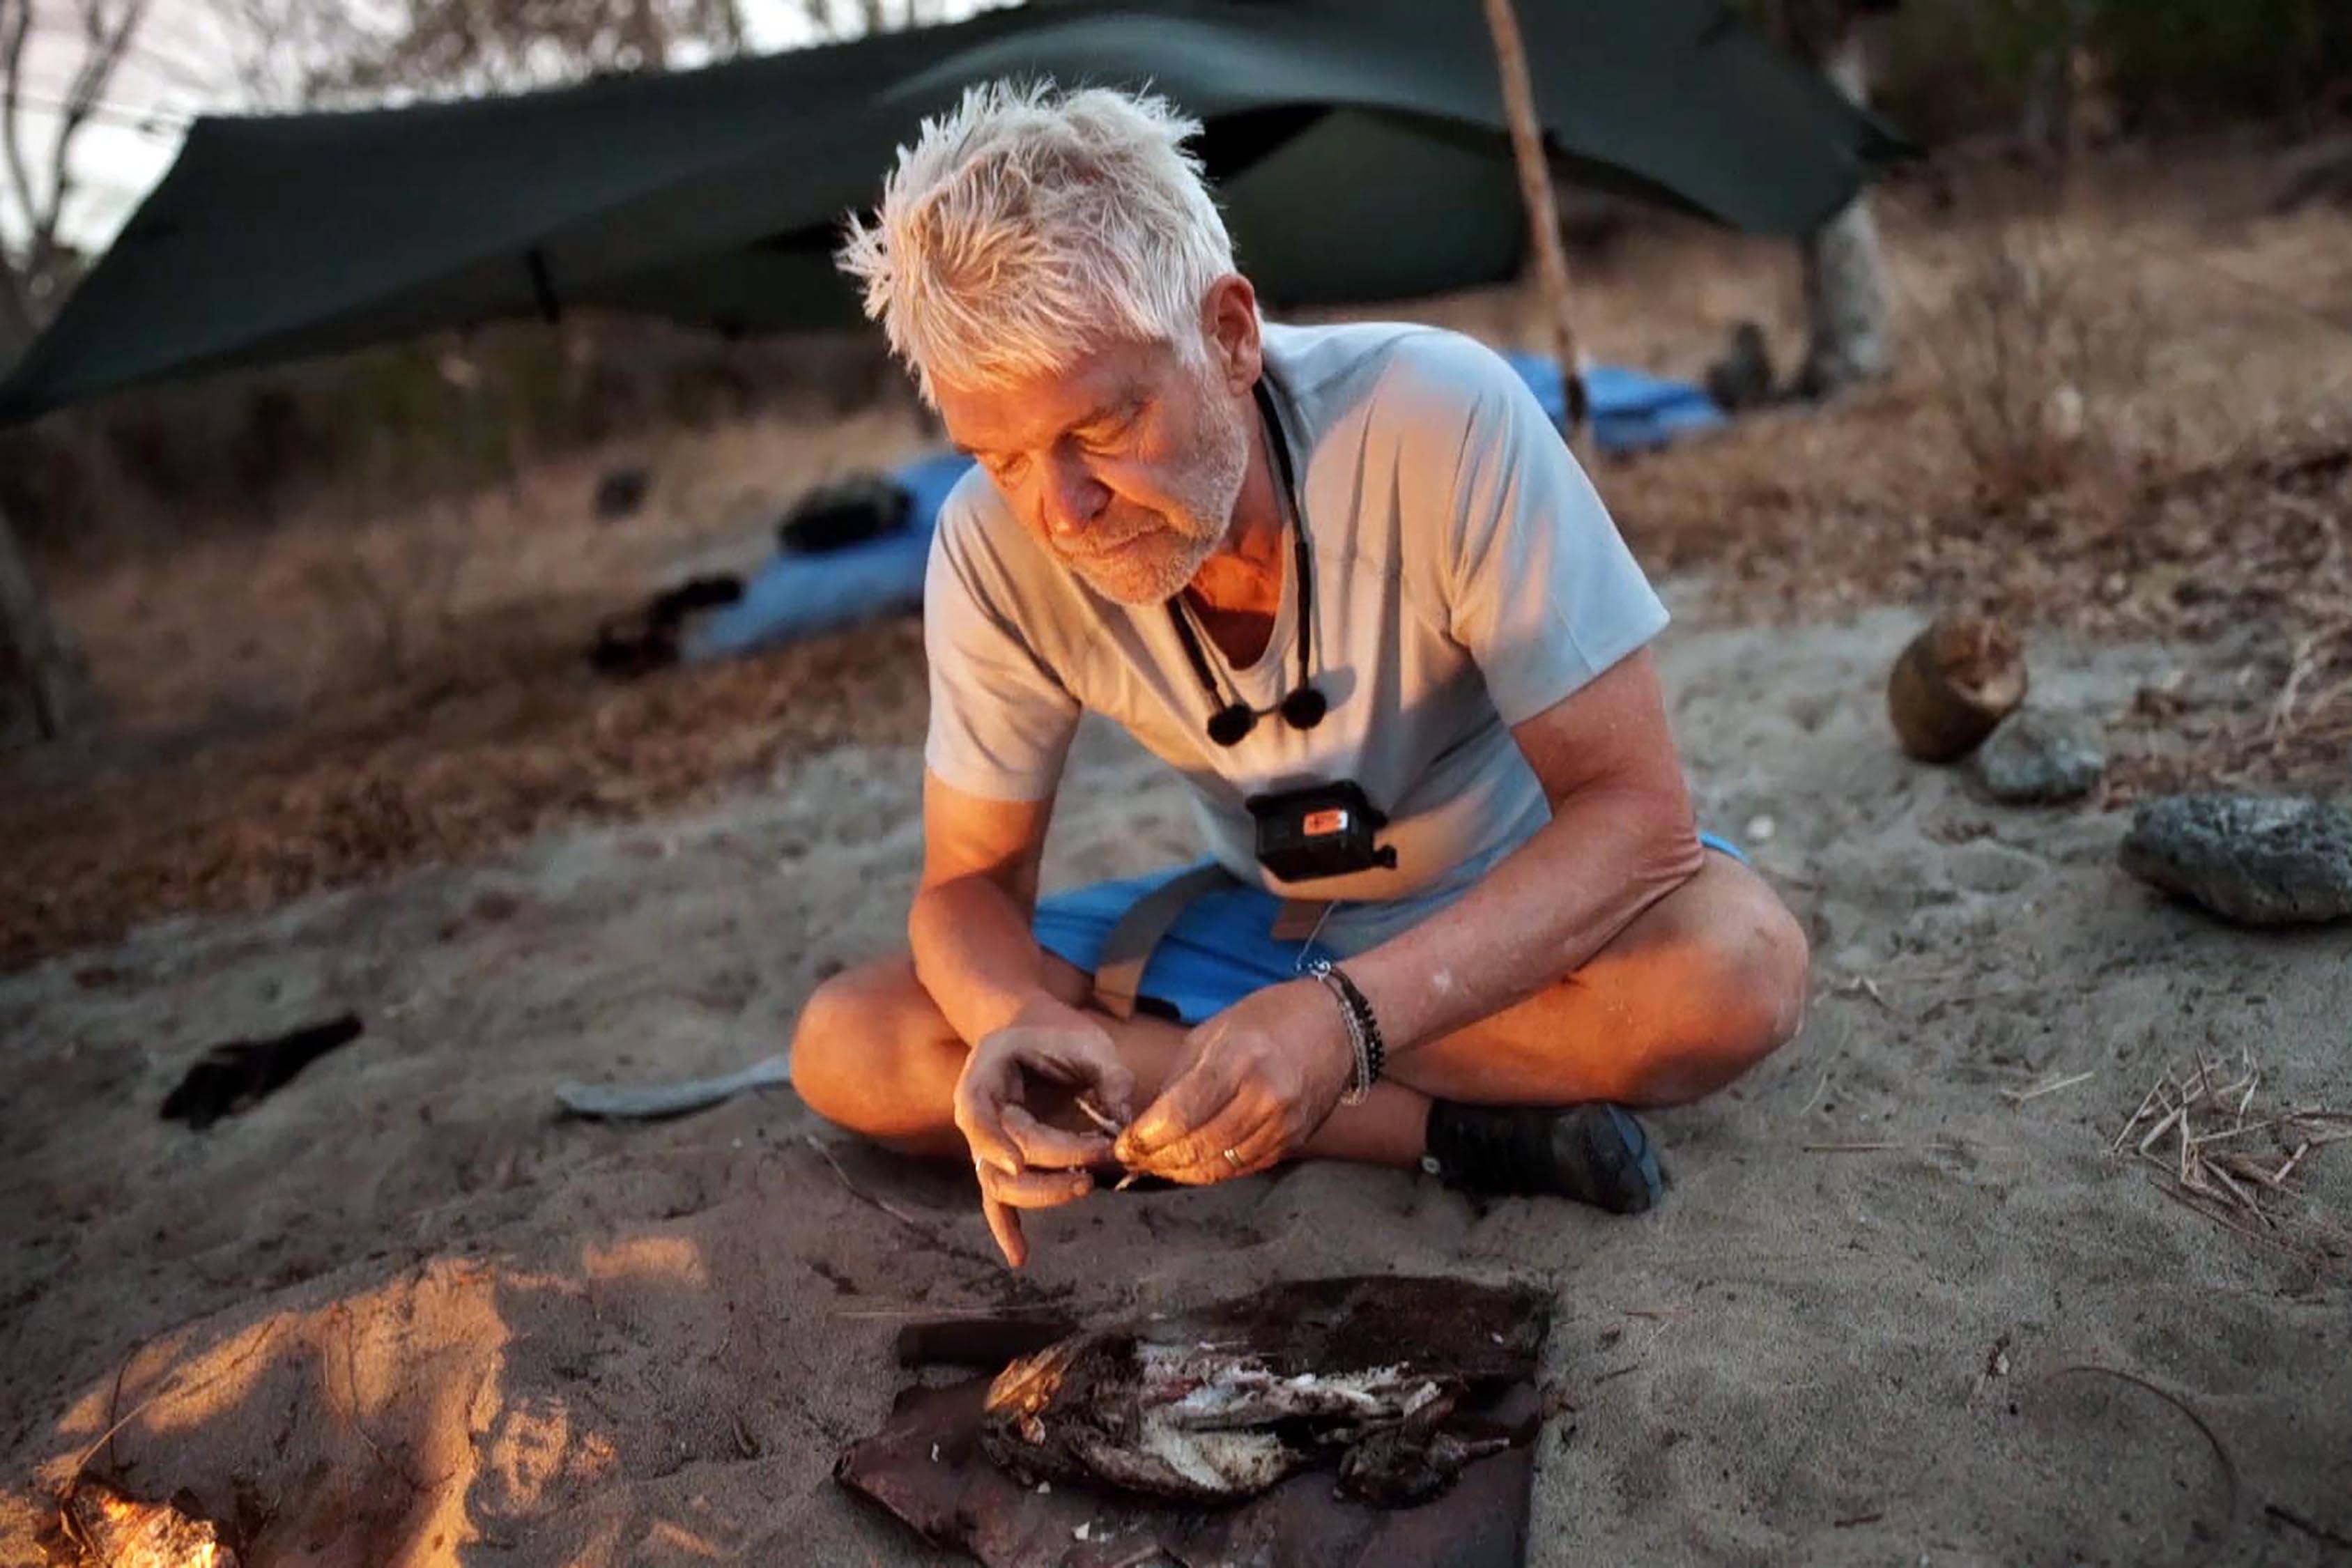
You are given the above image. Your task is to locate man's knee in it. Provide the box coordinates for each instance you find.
[789,956,952,1132]
[1627,863,1809,1098]
[1675,866,1809,1062]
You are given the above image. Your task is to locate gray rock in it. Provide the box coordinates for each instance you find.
[2121,794,2352,926]
[1971,711,2106,804]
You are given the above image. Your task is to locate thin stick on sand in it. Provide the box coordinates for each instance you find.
[62,1321,285,1500]
[804,1134,928,1229]
[2202,1160,2267,1221]
[2189,1119,2289,1148]
[2113,1075,2173,1153]
[2273,1142,2314,1185]
[2004,1070,2095,1105]
[2045,1365,2240,1525]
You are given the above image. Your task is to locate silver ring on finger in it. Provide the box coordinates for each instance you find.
[1223,1146,1243,1168]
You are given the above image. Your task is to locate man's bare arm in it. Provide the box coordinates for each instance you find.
[908,770,1067,1047]
[1340,647,1705,1057]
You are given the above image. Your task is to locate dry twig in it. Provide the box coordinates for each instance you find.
[2045,1364,2239,1529]
[2004,1070,2094,1105]
[1803,1141,1968,1154]
[804,1133,927,1229]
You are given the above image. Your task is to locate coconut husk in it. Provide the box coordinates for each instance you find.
[1887,613,2029,762]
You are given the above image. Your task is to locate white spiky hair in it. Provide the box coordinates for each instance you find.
[836,79,1238,405]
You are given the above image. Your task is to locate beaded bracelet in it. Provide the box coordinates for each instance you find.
[1307,960,1386,1105]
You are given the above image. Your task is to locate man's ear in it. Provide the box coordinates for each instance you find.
[1201,273,1262,394]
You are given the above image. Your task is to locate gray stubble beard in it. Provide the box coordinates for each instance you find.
[1075,373,1252,607]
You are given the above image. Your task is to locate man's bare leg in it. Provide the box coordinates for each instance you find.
[1384,850,1810,1109]
[790,849,1805,1169]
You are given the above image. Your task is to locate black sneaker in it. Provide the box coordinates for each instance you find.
[1421,1102,1666,1215]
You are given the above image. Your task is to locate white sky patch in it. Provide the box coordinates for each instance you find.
[3,0,1014,256]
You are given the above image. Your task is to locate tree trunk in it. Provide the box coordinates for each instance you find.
[0,500,89,744]
[0,259,34,368]
[1794,22,1894,399]
[1478,0,1589,443]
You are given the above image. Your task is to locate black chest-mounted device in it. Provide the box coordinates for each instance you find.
[1247,779,1398,883]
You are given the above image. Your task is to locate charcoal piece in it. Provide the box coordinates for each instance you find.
[838,1276,1548,1568]
[160,1013,363,1130]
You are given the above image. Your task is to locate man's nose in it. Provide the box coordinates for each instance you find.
[1037,452,1111,543]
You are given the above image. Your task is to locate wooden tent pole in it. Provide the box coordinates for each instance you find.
[1478,0,1588,438]
[0,499,83,741]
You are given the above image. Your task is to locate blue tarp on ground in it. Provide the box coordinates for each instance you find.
[684,358,1723,662]
[684,449,969,661]
[1500,353,1728,453]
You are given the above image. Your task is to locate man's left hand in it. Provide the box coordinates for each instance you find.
[1114,979,1355,1183]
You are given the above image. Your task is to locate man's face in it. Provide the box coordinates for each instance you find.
[932,336,1252,605]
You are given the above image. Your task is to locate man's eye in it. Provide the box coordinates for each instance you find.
[1082,411,1139,450]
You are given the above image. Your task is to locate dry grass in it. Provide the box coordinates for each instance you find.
[0,618,931,968]
[2,141,2349,972]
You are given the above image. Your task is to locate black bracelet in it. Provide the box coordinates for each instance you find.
[1307,959,1385,1101]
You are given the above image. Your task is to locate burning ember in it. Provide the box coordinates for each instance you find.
[59,1479,238,1568]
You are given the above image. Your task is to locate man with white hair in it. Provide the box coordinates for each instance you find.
[791,82,1808,1268]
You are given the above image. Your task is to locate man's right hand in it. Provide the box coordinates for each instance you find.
[953,998,1137,1268]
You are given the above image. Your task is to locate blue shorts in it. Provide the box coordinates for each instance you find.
[1033,833,1745,1025]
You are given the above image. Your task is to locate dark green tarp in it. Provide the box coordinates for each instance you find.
[0,0,1905,422]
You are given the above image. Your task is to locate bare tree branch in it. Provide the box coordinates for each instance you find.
[31,0,151,276]
[1,0,40,255]
[279,0,749,106]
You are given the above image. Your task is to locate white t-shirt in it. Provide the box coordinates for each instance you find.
[921,321,1668,954]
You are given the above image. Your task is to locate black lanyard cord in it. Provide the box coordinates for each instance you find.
[1165,376,1315,714]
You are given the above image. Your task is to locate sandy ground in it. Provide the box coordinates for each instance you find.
[3,581,2349,1567]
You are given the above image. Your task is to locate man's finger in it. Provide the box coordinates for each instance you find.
[953,1082,1024,1177]
[981,1191,1027,1270]
[1130,1091,1268,1181]
[981,1165,1097,1207]
[1116,1052,1238,1164]
[1148,1107,1287,1185]
[1002,1105,1114,1170]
